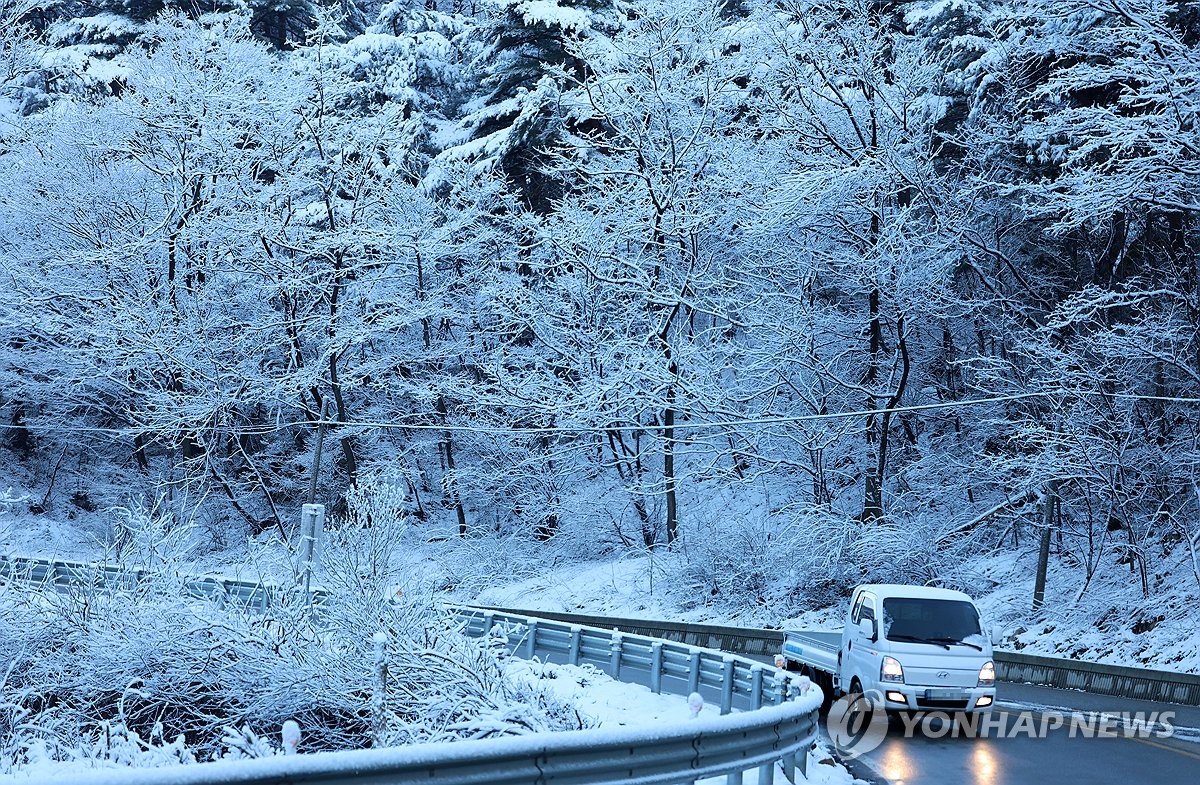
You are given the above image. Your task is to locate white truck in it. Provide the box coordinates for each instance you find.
[780,584,997,713]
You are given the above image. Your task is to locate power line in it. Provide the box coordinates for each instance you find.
[325,390,1050,435]
[0,389,1196,438]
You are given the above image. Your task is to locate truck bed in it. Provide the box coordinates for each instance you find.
[781,630,841,675]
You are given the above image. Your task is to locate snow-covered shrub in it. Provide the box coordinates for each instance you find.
[219,725,275,760]
[430,532,550,596]
[317,497,588,745]
[81,719,197,768]
[106,502,198,571]
[0,498,587,770]
[664,505,856,619]
[662,499,992,619]
[0,506,588,773]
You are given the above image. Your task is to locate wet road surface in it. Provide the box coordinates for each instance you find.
[833,682,1200,785]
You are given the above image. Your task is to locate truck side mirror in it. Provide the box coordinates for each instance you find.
[857,618,875,641]
[988,626,1002,646]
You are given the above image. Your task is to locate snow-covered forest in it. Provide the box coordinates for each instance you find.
[2,0,1199,660]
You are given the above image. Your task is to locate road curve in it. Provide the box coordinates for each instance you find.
[476,604,1200,784]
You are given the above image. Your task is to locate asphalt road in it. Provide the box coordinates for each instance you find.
[834,682,1200,785]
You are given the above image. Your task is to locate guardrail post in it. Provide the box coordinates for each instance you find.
[720,656,735,715]
[781,751,797,784]
[688,650,701,695]
[799,717,812,779]
[773,671,788,705]
[725,770,743,785]
[757,762,773,784]
[483,611,495,639]
[749,665,763,710]
[569,625,582,665]
[609,632,623,678]
[650,641,663,693]
[526,620,539,659]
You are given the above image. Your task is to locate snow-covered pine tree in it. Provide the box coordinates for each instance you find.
[430,0,622,211]
[326,0,468,166]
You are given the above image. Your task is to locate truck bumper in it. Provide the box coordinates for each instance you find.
[881,685,996,713]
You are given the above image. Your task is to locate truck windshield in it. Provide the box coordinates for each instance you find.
[881,598,982,644]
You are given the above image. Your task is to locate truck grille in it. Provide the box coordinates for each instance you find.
[907,667,978,688]
[916,698,971,710]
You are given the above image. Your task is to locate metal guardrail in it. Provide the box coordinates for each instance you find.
[459,608,813,716]
[0,554,334,611]
[7,554,1197,706]
[994,651,1200,706]
[480,606,1200,707]
[0,555,821,785]
[10,701,817,785]
[471,605,784,657]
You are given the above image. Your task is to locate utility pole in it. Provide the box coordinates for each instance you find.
[1032,479,1057,611]
[299,503,325,597]
[308,399,330,506]
[300,399,330,600]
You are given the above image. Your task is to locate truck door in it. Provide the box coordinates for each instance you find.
[845,591,879,692]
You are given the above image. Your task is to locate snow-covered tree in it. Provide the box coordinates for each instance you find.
[430,0,622,210]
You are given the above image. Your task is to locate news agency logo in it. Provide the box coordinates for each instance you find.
[828,691,889,758]
[828,691,1179,759]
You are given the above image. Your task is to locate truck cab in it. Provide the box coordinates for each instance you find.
[840,584,996,713]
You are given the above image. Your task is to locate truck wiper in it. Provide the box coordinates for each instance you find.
[887,634,951,650]
[926,636,985,652]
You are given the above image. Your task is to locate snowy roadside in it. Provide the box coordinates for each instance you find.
[464,658,860,785]
[472,550,1200,675]
[1,652,856,783]
[6,482,1196,674]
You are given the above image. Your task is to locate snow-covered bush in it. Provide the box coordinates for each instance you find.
[662,498,995,620]
[106,502,198,571]
[0,487,27,513]
[429,532,550,596]
[0,511,586,774]
[663,505,858,619]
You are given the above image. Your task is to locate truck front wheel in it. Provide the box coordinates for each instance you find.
[844,677,884,727]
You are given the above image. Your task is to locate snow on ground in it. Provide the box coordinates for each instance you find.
[6,479,1199,674]
[503,658,859,785]
[0,643,856,783]
[969,550,1200,673]
[474,546,1200,675]
[507,659,689,728]
[474,554,678,617]
[0,483,107,561]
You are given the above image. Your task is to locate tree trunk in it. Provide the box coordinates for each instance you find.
[862,286,883,521]
[664,388,678,547]
[327,351,359,486]
[436,395,468,536]
[875,314,910,509]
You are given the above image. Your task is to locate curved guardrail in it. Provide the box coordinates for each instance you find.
[476,605,1200,706]
[5,554,1198,705]
[11,701,816,785]
[0,555,821,785]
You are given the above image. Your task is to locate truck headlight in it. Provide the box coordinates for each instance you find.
[978,660,995,687]
[881,656,904,683]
